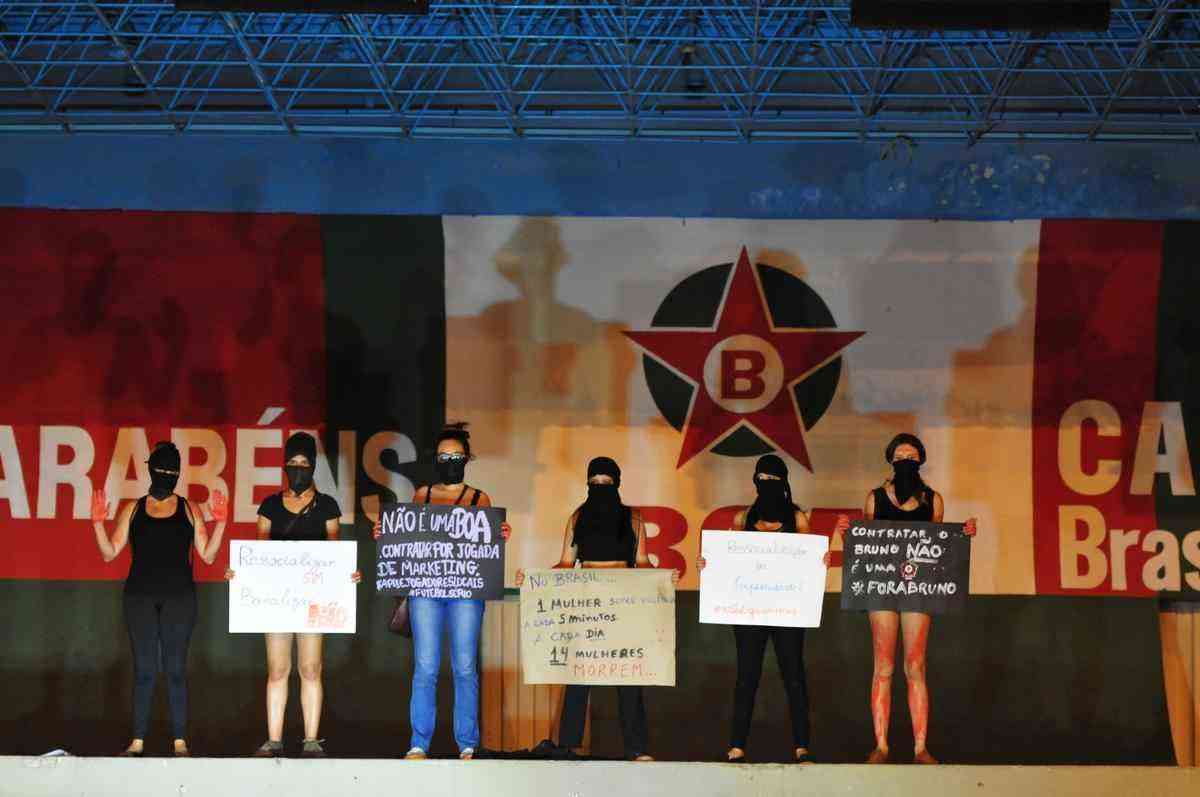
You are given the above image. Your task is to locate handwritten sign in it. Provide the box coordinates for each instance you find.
[698,530,828,628]
[375,502,506,600]
[228,540,358,633]
[520,569,675,686]
[840,520,971,614]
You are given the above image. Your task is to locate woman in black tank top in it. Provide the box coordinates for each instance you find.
[696,455,815,763]
[832,434,979,765]
[515,456,681,762]
[91,441,228,757]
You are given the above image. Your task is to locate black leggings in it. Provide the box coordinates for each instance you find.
[731,626,809,749]
[123,591,197,739]
[559,684,648,759]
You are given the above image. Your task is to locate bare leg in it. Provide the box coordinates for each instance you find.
[296,633,324,741]
[901,612,934,761]
[264,632,294,742]
[868,611,899,760]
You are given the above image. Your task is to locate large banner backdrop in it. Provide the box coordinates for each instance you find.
[2,210,1197,599]
[444,217,1199,599]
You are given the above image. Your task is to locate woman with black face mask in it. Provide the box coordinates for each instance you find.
[696,455,815,763]
[227,432,361,758]
[515,457,680,761]
[832,434,978,765]
[371,423,512,760]
[91,441,229,756]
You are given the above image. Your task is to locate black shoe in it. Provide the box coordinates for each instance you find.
[254,740,283,758]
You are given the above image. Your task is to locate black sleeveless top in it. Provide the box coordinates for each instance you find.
[872,486,934,522]
[574,507,636,565]
[424,484,481,507]
[744,504,799,533]
[125,495,195,596]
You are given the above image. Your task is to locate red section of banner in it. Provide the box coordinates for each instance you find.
[0,209,326,581]
[1032,219,1163,596]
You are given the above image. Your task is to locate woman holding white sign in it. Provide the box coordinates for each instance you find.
[90,441,229,757]
[696,454,815,764]
[516,456,681,762]
[372,423,513,761]
[226,432,361,758]
[832,433,977,765]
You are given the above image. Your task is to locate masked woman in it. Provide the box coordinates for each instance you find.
[517,456,680,762]
[227,432,360,758]
[91,441,229,757]
[696,454,815,763]
[833,433,977,765]
[373,423,512,760]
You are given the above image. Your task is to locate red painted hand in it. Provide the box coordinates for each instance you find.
[964,517,978,537]
[833,514,851,539]
[90,490,109,523]
[501,522,512,540]
[208,490,229,523]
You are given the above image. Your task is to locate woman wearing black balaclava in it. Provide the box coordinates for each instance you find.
[516,457,680,761]
[696,454,815,763]
[832,434,977,765]
[226,432,360,758]
[91,441,229,756]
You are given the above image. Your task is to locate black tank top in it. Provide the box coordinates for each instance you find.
[574,507,636,565]
[872,486,934,522]
[423,484,481,506]
[744,505,798,533]
[125,496,195,596]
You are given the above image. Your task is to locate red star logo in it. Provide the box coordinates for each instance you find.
[624,248,863,470]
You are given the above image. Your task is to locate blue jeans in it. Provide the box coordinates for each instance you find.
[408,597,485,752]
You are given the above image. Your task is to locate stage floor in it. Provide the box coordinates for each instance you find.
[3,757,1197,797]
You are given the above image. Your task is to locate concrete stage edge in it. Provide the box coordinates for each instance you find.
[3,758,1198,797]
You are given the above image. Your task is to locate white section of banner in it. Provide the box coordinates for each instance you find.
[444,217,1040,595]
[228,540,358,633]
[699,529,828,628]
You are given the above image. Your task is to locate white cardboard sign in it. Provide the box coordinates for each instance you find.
[228,540,358,633]
[699,530,828,628]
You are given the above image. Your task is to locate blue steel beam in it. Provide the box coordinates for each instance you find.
[1087,0,1178,140]
[0,1,1196,141]
[218,11,295,134]
[86,0,183,130]
[0,34,72,131]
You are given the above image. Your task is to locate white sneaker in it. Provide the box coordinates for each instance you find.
[405,747,427,760]
[459,748,475,761]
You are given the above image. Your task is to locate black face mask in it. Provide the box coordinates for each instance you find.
[892,459,923,504]
[148,470,178,501]
[435,458,467,486]
[285,465,314,495]
[754,477,791,522]
[585,483,621,509]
